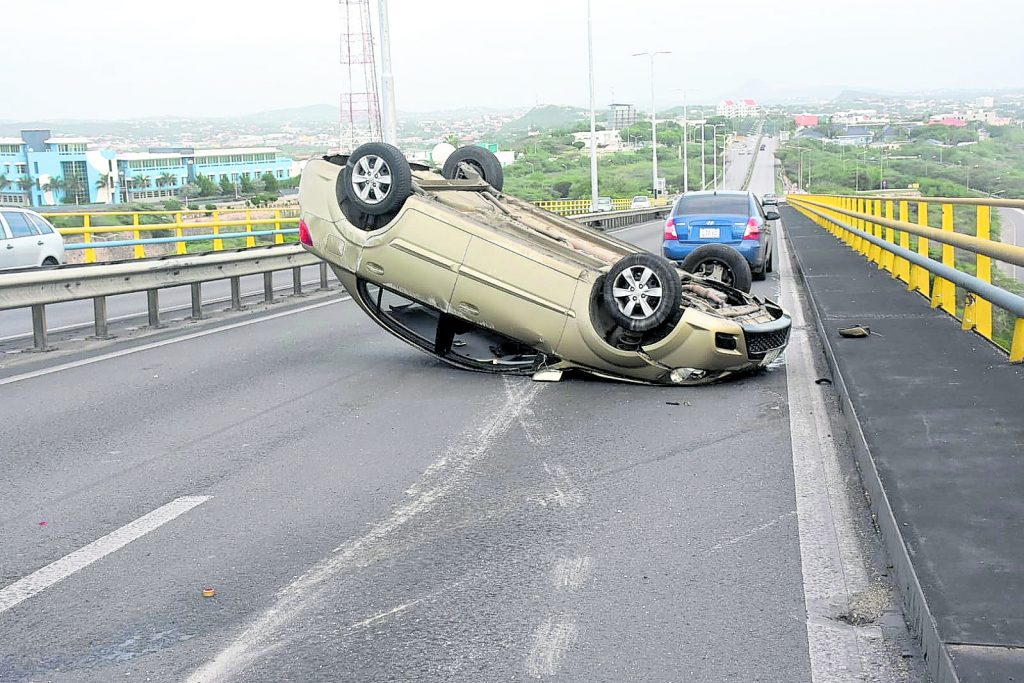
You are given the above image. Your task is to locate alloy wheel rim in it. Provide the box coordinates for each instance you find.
[351,155,393,205]
[612,266,664,320]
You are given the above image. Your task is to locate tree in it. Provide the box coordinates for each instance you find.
[240,175,255,193]
[444,134,460,148]
[42,176,65,204]
[195,174,219,196]
[261,171,279,193]
[219,174,234,195]
[17,176,35,204]
[163,198,183,210]
[133,175,151,200]
[0,174,10,192]
[552,180,572,198]
[158,172,176,190]
[63,172,86,204]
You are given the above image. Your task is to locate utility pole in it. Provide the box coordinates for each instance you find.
[587,0,599,210]
[634,51,671,198]
[700,122,706,190]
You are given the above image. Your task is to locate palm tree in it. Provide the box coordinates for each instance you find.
[95,173,109,191]
[42,176,65,205]
[133,175,151,201]
[158,172,175,192]
[0,174,10,192]
[17,176,35,206]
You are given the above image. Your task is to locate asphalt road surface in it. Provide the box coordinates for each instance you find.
[0,140,927,682]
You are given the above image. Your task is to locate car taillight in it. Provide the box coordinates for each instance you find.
[664,216,678,240]
[298,218,313,247]
[743,217,761,240]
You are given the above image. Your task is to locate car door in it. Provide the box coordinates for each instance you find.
[27,213,63,263]
[750,197,770,263]
[0,211,40,268]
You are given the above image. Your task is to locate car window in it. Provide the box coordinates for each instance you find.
[751,196,766,220]
[1,211,38,238]
[677,195,749,216]
[27,214,54,234]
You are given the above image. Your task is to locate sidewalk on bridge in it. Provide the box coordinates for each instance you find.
[782,207,1024,683]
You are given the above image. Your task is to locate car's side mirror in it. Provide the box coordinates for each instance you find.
[765,210,781,221]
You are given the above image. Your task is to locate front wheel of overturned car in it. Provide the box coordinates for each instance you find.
[602,253,682,333]
[344,142,412,216]
[442,145,504,191]
[680,244,753,293]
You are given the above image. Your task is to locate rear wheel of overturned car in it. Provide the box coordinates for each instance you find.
[680,244,753,293]
[344,142,412,216]
[602,253,682,333]
[441,145,504,192]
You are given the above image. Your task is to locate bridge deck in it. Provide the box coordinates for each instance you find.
[785,206,1024,681]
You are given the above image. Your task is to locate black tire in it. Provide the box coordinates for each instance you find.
[41,257,59,268]
[442,146,504,191]
[343,143,412,216]
[680,244,753,293]
[602,253,682,333]
[766,240,775,273]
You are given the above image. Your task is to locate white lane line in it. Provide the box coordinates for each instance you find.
[0,296,349,386]
[777,222,890,681]
[551,556,592,589]
[347,599,423,631]
[525,617,579,677]
[0,495,210,614]
[185,376,542,683]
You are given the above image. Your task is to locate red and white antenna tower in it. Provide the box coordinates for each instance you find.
[339,0,382,152]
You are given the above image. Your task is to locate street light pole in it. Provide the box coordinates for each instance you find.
[634,51,671,198]
[587,0,599,210]
[700,121,706,190]
[378,0,398,145]
[711,123,724,189]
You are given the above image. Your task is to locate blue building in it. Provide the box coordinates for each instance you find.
[0,129,294,207]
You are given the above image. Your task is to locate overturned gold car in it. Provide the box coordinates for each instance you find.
[297,143,790,385]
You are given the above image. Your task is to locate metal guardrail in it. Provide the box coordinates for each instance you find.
[0,246,324,351]
[788,194,1024,361]
[0,206,669,351]
[536,197,671,216]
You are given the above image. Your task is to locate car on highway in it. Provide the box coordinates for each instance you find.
[0,207,65,271]
[662,190,779,292]
[762,192,779,206]
[630,195,651,209]
[298,143,791,386]
[594,196,614,212]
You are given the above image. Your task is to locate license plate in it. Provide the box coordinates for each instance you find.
[699,227,720,239]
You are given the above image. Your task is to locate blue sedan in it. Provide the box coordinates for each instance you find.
[663,191,778,290]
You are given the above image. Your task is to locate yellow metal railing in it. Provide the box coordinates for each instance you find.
[535,197,670,216]
[787,193,1024,362]
[41,208,300,263]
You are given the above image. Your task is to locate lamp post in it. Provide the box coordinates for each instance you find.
[674,88,697,192]
[711,123,725,189]
[378,0,398,145]
[633,50,671,198]
[587,0,599,210]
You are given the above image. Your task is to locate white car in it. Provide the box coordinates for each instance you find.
[0,207,65,270]
[630,195,652,209]
[594,196,614,212]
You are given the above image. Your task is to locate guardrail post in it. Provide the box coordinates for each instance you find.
[230,276,243,310]
[31,304,48,351]
[213,210,224,252]
[910,201,931,296]
[133,213,145,260]
[318,262,329,290]
[1011,318,1024,363]
[263,272,274,303]
[274,210,284,245]
[190,282,203,320]
[83,214,96,264]
[175,212,186,256]
[881,200,896,273]
[894,201,911,283]
[246,210,256,248]
[292,267,302,295]
[92,296,111,339]
[147,289,160,327]
[931,204,957,315]
[963,205,993,339]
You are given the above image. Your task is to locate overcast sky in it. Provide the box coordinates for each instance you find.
[2,0,1023,121]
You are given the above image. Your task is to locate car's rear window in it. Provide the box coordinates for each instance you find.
[677,195,749,216]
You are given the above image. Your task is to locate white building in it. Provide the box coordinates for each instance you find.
[975,96,995,109]
[716,99,759,118]
[572,129,623,149]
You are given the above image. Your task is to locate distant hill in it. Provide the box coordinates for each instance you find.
[240,104,339,124]
[497,105,589,136]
